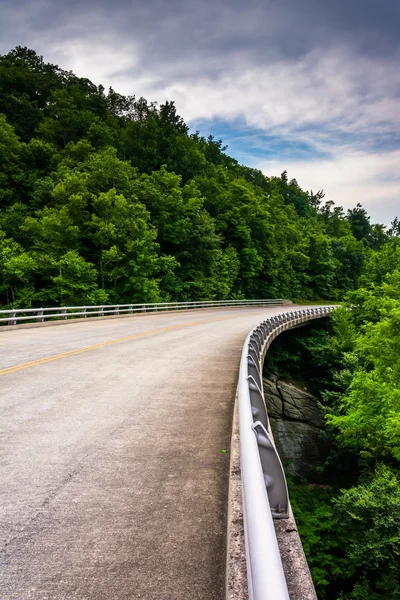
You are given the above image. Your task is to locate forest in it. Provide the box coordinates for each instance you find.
[1,46,400,599]
[0,46,390,309]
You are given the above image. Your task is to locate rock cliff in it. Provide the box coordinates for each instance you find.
[263,376,327,478]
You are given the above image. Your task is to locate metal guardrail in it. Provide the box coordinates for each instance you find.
[0,299,285,326]
[239,306,335,600]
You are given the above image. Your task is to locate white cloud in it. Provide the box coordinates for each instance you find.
[152,47,400,139]
[256,149,400,225]
[49,38,140,86]
[12,21,399,144]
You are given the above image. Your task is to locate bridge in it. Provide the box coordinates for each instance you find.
[0,301,333,600]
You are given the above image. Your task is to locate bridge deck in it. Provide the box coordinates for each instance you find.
[0,306,293,600]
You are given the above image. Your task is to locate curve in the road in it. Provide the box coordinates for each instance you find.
[0,305,308,600]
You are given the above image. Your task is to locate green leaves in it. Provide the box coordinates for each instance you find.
[0,114,26,205]
[289,466,400,600]
[325,274,400,462]
[269,256,400,599]
[334,465,400,599]
[51,251,108,306]
[0,230,37,306]
[0,45,389,309]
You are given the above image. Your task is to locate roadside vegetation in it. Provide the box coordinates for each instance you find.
[266,242,400,599]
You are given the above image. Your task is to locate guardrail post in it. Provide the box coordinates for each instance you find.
[114,306,120,316]
[248,341,260,363]
[247,354,262,389]
[253,329,263,346]
[247,376,269,429]
[252,422,289,518]
[8,312,16,326]
[60,307,67,320]
[250,332,262,353]
[80,306,87,318]
[128,305,133,314]
[36,309,44,323]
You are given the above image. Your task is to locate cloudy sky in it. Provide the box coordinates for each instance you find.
[1,0,400,224]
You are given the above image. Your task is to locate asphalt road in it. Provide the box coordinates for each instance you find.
[0,305,294,600]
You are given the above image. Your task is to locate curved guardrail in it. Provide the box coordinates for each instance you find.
[0,299,285,326]
[239,306,335,600]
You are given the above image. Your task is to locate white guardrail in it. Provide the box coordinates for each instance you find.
[239,306,335,600]
[0,299,285,326]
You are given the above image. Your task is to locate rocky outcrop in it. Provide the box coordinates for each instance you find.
[263,377,327,478]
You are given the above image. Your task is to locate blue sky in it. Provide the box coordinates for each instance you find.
[190,118,332,162]
[1,0,400,224]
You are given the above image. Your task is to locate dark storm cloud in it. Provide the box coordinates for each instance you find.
[1,0,399,114]
[2,0,400,71]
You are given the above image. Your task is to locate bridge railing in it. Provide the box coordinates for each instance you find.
[0,299,285,326]
[239,305,335,600]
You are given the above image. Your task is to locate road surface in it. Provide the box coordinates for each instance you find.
[0,305,293,600]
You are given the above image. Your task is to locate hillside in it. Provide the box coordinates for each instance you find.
[0,46,388,308]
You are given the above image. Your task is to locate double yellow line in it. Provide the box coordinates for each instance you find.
[0,314,237,378]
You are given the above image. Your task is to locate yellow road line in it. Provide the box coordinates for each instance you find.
[0,314,239,377]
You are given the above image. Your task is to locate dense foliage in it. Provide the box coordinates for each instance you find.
[0,46,386,308]
[265,240,400,599]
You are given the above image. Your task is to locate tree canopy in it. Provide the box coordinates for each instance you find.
[0,46,388,308]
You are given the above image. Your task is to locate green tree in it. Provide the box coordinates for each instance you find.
[334,465,400,600]
[50,251,108,306]
[0,46,64,140]
[0,45,383,311]
[0,114,25,206]
[0,230,37,306]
